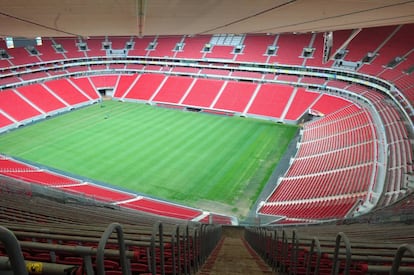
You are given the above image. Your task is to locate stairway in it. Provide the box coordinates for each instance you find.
[197,227,276,275]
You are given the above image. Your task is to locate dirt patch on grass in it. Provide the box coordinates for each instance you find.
[195,184,258,221]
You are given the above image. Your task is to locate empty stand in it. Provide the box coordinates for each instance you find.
[127,36,154,56]
[258,104,378,220]
[213,81,257,112]
[344,25,396,62]
[300,76,327,85]
[1,171,80,186]
[0,75,21,86]
[175,35,211,59]
[0,59,12,69]
[283,88,320,120]
[204,45,235,60]
[268,33,311,65]
[57,183,135,202]
[276,74,300,83]
[200,67,230,76]
[0,113,14,129]
[123,73,166,101]
[310,94,352,115]
[109,36,131,50]
[246,221,414,274]
[37,39,65,62]
[0,26,412,232]
[112,74,139,98]
[304,32,334,67]
[85,37,106,57]
[359,24,414,76]
[69,77,101,100]
[325,79,349,89]
[89,75,119,89]
[152,76,193,104]
[0,189,221,275]
[328,29,354,59]
[53,37,86,59]
[19,71,49,81]
[246,84,293,118]
[15,84,67,113]
[181,78,225,107]
[0,89,42,121]
[148,36,182,57]
[43,79,90,105]
[231,71,263,79]
[119,197,203,220]
[171,66,200,74]
[236,34,275,63]
[8,47,40,66]
[260,196,361,220]
[0,159,36,172]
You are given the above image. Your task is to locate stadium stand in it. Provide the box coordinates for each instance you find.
[53,37,87,59]
[152,75,194,104]
[304,32,335,67]
[118,197,203,220]
[109,36,131,50]
[69,77,101,100]
[15,84,67,113]
[122,73,166,101]
[245,219,414,274]
[112,74,139,98]
[181,78,225,107]
[43,79,91,105]
[0,22,413,274]
[358,24,414,76]
[37,39,65,62]
[56,183,136,203]
[0,182,221,275]
[126,37,151,56]
[268,33,311,65]
[84,37,106,57]
[0,89,43,122]
[19,71,49,81]
[204,45,235,60]
[2,171,80,187]
[235,34,275,63]
[343,25,397,63]
[0,113,14,129]
[175,35,211,59]
[310,94,353,115]
[7,47,40,66]
[246,84,294,119]
[0,157,217,223]
[148,36,182,58]
[257,104,378,221]
[212,81,257,113]
[283,88,320,121]
[199,67,230,76]
[88,75,119,89]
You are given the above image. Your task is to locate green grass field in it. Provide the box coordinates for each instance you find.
[0,101,298,214]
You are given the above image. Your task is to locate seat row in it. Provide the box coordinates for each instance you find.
[0,187,221,275]
[245,220,414,274]
[0,156,233,223]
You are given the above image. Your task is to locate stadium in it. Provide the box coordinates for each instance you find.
[0,0,413,274]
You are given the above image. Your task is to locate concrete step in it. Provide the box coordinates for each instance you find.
[198,235,276,275]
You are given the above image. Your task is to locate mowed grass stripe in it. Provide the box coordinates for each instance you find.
[0,101,298,206]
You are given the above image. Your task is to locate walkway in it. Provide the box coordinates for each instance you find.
[197,227,276,275]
